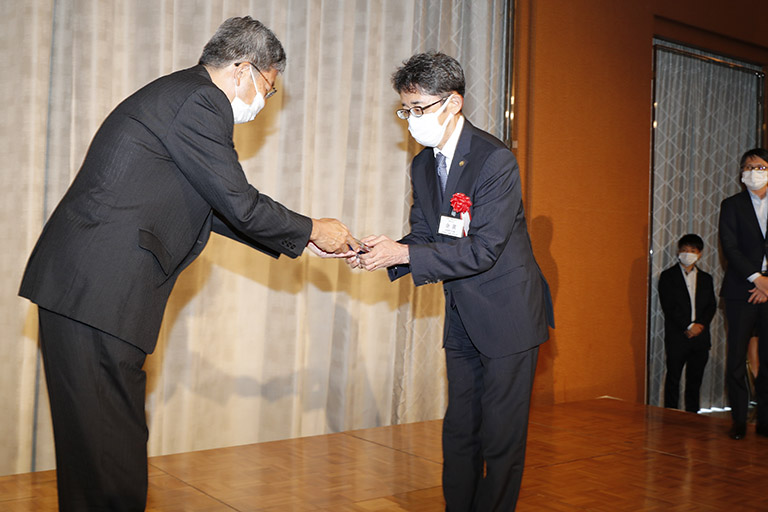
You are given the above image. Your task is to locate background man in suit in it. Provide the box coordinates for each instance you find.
[719,147,768,440]
[352,52,554,511]
[658,234,716,413]
[19,16,357,511]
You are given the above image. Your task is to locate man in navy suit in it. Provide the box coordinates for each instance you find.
[20,17,357,510]
[658,234,716,413]
[354,52,554,511]
[719,147,768,440]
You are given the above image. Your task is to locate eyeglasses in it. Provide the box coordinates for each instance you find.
[396,97,449,120]
[743,165,768,171]
[237,62,277,99]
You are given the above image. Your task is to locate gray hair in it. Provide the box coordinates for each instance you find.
[199,16,286,73]
[392,51,465,97]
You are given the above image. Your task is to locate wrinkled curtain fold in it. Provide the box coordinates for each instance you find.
[2,0,509,475]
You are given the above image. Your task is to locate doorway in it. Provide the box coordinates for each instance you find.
[648,39,764,410]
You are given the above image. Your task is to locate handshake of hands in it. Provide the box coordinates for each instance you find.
[308,218,409,271]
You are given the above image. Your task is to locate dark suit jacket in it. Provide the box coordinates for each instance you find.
[658,264,716,349]
[19,65,312,353]
[388,120,554,358]
[719,189,768,300]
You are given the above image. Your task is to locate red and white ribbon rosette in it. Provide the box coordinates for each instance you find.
[450,193,472,236]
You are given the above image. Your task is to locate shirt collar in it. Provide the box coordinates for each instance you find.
[748,188,768,205]
[433,115,465,162]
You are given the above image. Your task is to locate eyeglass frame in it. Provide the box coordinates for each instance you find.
[396,96,450,120]
[236,62,277,99]
[743,165,768,171]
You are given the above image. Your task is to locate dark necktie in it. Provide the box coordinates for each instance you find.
[436,152,448,195]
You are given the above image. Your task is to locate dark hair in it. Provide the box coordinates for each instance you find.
[678,234,704,252]
[391,51,465,97]
[199,16,286,73]
[739,148,768,169]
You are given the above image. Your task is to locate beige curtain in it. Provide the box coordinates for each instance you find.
[2,0,508,475]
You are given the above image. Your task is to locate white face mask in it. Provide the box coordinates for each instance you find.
[407,95,453,147]
[231,68,265,124]
[741,170,768,191]
[678,252,699,267]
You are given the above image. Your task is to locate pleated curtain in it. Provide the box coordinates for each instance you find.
[1,0,510,475]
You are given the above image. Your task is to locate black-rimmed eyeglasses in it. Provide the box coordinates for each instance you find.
[396,97,449,120]
[237,62,277,99]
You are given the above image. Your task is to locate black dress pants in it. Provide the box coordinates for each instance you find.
[442,305,539,512]
[663,340,709,413]
[724,299,768,426]
[38,307,149,512]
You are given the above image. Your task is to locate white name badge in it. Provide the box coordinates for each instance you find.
[438,215,464,238]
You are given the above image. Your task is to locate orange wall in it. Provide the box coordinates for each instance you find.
[520,0,768,405]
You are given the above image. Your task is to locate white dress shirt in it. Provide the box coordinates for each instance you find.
[433,115,465,176]
[680,263,697,329]
[747,188,768,282]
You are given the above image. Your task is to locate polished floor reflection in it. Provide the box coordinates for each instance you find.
[2,398,766,511]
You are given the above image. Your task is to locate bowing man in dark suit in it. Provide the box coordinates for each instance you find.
[19,17,358,511]
[658,234,716,413]
[719,147,768,440]
[352,52,554,512]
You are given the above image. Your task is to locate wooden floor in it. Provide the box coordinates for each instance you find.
[3,398,768,511]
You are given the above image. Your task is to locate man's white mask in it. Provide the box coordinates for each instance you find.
[678,252,699,267]
[231,68,265,124]
[407,95,453,147]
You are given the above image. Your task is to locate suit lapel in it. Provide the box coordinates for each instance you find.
[693,268,704,317]
[425,152,442,220]
[738,190,766,240]
[412,150,442,235]
[442,120,473,212]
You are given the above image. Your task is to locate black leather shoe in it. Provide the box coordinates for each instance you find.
[756,424,768,437]
[729,423,747,440]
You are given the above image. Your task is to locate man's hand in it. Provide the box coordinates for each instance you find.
[345,253,363,269]
[307,241,354,258]
[344,238,373,269]
[685,323,705,338]
[310,218,358,254]
[358,235,409,271]
[748,286,768,304]
[754,275,768,296]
